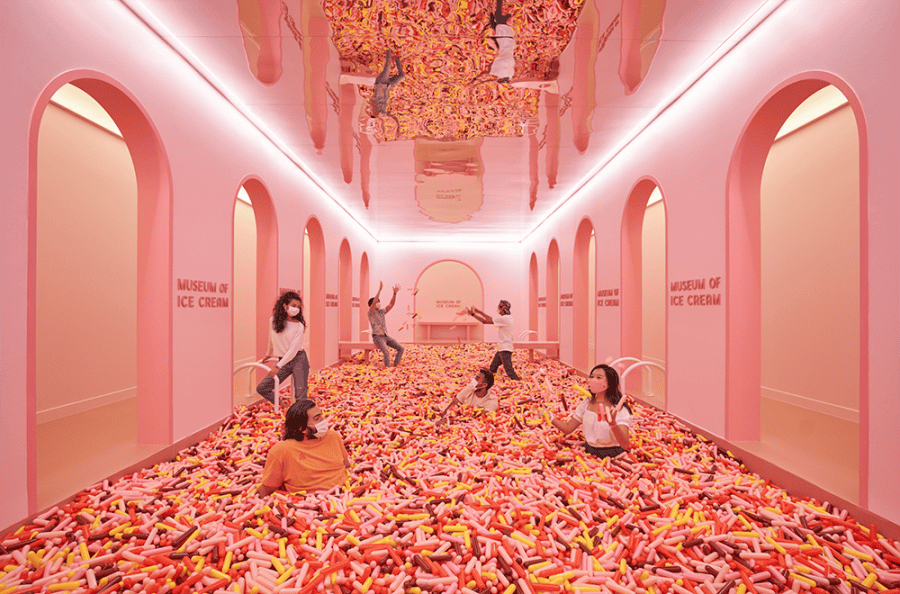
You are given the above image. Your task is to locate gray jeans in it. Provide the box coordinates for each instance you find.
[372,334,404,367]
[256,350,309,404]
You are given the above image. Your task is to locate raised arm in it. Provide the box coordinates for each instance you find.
[384,284,400,314]
[369,281,383,314]
[467,306,494,325]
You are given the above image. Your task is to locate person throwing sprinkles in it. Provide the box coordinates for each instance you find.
[466,299,521,380]
[547,364,632,458]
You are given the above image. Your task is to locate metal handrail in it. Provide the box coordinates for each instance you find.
[233,362,284,413]
[518,330,538,340]
[620,361,666,398]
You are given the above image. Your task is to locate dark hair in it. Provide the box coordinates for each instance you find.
[368,296,376,307]
[479,368,495,390]
[590,364,632,413]
[498,300,511,315]
[284,399,317,441]
[273,291,305,333]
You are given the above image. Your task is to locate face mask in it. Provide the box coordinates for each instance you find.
[469,378,479,389]
[588,377,605,394]
[314,420,329,435]
[287,306,300,317]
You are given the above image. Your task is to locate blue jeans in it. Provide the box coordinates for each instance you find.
[256,350,309,404]
[372,334,404,366]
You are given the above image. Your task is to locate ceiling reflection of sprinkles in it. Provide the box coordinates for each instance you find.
[323,0,585,141]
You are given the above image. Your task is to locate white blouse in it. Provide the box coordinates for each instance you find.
[268,317,306,368]
[571,398,631,448]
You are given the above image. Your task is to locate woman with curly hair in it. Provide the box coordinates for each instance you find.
[547,364,632,457]
[258,400,351,496]
[256,291,309,404]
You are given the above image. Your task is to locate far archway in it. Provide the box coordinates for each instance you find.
[546,241,560,342]
[338,239,352,343]
[414,261,484,343]
[359,253,370,339]
[303,218,327,370]
[573,219,596,373]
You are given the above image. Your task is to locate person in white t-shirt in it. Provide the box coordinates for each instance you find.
[466,300,521,380]
[436,368,496,425]
[471,0,516,85]
[256,291,309,403]
[548,364,631,457]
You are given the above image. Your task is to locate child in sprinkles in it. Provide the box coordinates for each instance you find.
[258,400,351,496]
[436,367,496,424]
[548,363,631,457]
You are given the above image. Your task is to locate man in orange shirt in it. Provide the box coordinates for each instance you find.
[258,400,352,496]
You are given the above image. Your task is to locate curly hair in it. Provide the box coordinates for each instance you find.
[284,399,318,441]
[479,368,495,390]
[590,364,632,413]
[498,300,511,315]
[272,291,306,333]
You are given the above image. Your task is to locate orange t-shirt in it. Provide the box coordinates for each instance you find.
[261,431,349,493]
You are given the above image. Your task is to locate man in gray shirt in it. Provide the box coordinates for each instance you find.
[368,281,405,367]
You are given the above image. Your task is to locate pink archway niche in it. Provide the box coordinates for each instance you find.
[303,217,327,370]
[573,218,596,373]
[413,260,484,344]
[231,177,278,407]
[546,241,560,342]
[26,72,173,514]
[338,239,353,342]
[726,75,868,504]
[621,178,667,404]
[359,253,370,339]
[528,253,539,340]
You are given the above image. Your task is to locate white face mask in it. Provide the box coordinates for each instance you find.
[588,377,606,395]
[469,378,479,389]
[314,420,329,435]
[287,306,300,317]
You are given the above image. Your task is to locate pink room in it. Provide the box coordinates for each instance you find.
[2,0,900,592]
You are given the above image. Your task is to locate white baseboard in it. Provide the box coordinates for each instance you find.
[761,386,859,423]
[37,386,136,424]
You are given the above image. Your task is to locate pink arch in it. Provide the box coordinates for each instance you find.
[233,176,279,370]
[359,253,370,339]
[529,253,539,340]
[573,217,595,372]
[27,71,174,513]
[413,259,486,323]
[338,239,353,342]
[546,241,560,342]
[303,217,327,369]
[620,176,667,396]
[725,73,869,503]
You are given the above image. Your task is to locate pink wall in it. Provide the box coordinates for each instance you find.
[2,0,899,532]
[521,1,899,524]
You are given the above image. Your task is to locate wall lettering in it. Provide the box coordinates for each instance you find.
[435,299,461,309]
[176,277,229,308]
[670,275,722,306]
[597,287,619,307]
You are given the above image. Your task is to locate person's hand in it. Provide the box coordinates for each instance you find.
[378,281,383,291]
[392,284,400,294]
[267,366,280,378]
[602,401,617,425]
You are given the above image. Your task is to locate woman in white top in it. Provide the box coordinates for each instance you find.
[256,291,309,404]
[549,364,631,457]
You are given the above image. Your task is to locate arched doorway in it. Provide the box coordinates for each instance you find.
[727,79,864,504]
[303,218,326,370]
[621,179,666,406]
[573,219,597,373]
[359,253,370,339]
[546,241,560,343]
[338,239,353,343]
[232,178,277,408]
[28,75,172,513]
[414,261,484,343]
[529,253,539,341]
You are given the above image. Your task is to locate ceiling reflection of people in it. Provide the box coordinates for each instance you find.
[150,0,783,240]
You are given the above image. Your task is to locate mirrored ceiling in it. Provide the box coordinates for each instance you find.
[123,0,779,242]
